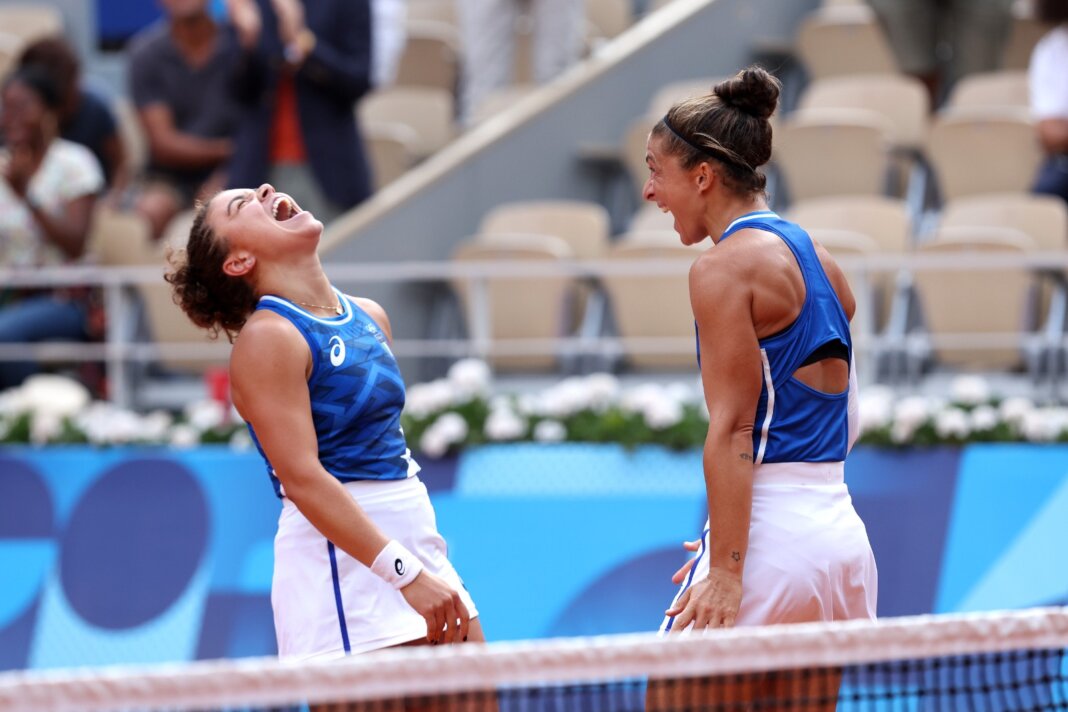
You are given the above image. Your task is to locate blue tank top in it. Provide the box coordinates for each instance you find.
[248,288,417,497]
[702,211,852,464]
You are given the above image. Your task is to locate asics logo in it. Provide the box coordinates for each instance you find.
[328,335,346,367]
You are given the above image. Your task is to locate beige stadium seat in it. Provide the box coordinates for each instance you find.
[587,0,634,39]
[480,200,611,259]
[646,78,723,120]
[452,234,575,370]
[795,6,898,80]
[112,97,148,178]
[787,196,911,254]
[628,204,676,233]
[0,4,63,46]
[939,193,1068,252]
[911,227,1039,370]
[622,117,655,201]
[796,74,929,151]
[469,84,537,125]
[89,208,222,374]
[359,87,455,160]
[926,112,1043,202]
[1001,15,1053,70]
[774,110,891,203]
[944,71,1029,114]
[406,0,457,28]
[394,25,460,94]
[363,123,417,190]
[601,240,699,370]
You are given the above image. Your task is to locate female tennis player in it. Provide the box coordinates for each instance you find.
[167,183,482,658]
[644,67,877,633]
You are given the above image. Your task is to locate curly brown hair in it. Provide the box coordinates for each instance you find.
[651,66,780,196]
[165,198,257,343]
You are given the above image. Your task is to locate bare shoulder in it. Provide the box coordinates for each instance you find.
[689,234,760,300]
[230,310,308,372]
[353,296,393,341]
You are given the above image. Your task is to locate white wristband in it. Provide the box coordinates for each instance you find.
[370,540,424,589]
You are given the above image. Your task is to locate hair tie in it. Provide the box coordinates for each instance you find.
[660,114,756,174]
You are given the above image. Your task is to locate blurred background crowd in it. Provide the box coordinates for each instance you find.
[0,0,1066,412]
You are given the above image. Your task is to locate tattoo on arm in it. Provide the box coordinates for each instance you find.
[739,453,753,462]
[731,551,741,562]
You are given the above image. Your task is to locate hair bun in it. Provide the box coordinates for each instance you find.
[713,67,780,120]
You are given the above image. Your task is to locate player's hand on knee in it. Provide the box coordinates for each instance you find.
[400,570,470,644]
[670,539,703,584]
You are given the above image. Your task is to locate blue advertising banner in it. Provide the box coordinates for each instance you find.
[1,444,1065,670]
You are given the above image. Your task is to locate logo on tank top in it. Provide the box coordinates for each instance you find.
[328,335,346,367]
[368,323,394,357]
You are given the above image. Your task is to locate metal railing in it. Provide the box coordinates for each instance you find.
[1,251,1067,407]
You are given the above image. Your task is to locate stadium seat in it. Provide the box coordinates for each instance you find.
[363,123,418,190]
[796,75,929,152]
[627,204,676,234]
[359,87,456,160]
[939,193,1068,252]
[600,240,699,370]
[909,227,1042,372]
[394,24,461,95]
[586,0,635,40]
[406,0,457,28]
[469,84,537,125]
[452,234,576,371]
[925,112,1043,202]
[479,200,611,259]
[773,109,892,203]
[795,5,898,80]
[0,4,63,47]
[943,71,1030,114]
[621,117,655,201]
[645,77,723,119]
[89,208,221,376]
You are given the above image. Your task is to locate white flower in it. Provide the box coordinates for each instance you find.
[18,374,90,420]
[858,386,895,433]
[433,412,469,444]
[169,424,200,448]
[141,411,175,443]
[890,418,916,445]
[405,380,455,419]
[533,419,566,442]
[969,405,999,432]
[999,397,1034,428]
[83,407,144,445]
[893,396,933,433]
[620,384,662,415]
[644,398,684,430]
[583,373,620,412]
[184,400,226,432]
[419,428,449,458]
[950,375,991,406]
[229,428,254,451]
[30,411,64,444]
[484,407,526,441]
[539,377,594,418]
[447,359,492,401]
[1022,409,1058,442]
[934,407,970,439]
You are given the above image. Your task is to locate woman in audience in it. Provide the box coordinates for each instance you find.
[0,67,104,390]
[17,36,129,198]
[1030,0,1068,204]
[166,183,483,658]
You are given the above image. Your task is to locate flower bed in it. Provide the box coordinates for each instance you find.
[1,362,1065,451]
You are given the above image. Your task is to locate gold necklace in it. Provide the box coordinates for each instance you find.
[294,298,343,315]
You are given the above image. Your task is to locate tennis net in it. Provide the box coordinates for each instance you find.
[2,607,1067,711]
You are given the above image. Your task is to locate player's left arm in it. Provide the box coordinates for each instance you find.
[667,253,763,630]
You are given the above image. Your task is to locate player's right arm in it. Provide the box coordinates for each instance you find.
[230,312,469,643]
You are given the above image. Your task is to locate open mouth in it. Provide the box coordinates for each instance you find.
[271,195,303,222]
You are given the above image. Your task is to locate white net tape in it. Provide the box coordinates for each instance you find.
[1,607,1067,712]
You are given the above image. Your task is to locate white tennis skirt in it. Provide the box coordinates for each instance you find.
[661,461,877,632]
[272,475,478,659]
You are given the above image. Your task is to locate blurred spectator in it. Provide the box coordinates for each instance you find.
[0,67,103,389]
[372,0,407,88]
[127,0,242,239]
[457,0,585,124]
[225,0,374,223]
[1030,0,1068,203]
[16,36,129,198]
[866,0,1015,104]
